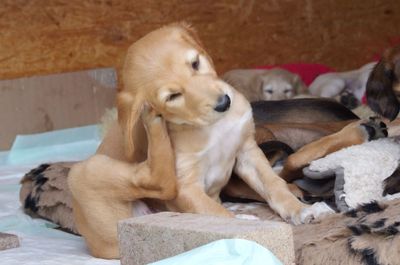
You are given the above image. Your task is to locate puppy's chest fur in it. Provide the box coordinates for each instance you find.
[174,102,252,196]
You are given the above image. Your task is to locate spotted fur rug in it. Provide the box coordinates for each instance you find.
[20,163,400,265]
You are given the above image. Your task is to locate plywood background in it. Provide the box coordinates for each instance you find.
[1,0,400,81]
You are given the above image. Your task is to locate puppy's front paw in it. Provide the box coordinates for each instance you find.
[361,118,388,141]
[298,202,335,224]
[141,103,163,127]
[285,202,334,225]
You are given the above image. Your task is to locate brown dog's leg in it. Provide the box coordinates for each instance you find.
[387,118,400,137]
[68,108,177,259]
[280,119,388,182]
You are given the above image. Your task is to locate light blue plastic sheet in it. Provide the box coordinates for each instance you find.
[150,239,284,265]
[5,125,101,165]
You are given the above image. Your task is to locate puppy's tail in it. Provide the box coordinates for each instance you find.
[258,141,294,166]
[259,141,294,155]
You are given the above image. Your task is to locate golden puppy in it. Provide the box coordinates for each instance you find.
[68,23,330,259]
[223,68,307,101]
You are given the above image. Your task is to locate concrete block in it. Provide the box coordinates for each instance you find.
[0,232,20,251]
[118,212,294,265]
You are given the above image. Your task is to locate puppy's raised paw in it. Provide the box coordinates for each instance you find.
[141,103,163,127]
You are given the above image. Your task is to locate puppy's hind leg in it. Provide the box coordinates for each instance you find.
[68,106,177,259]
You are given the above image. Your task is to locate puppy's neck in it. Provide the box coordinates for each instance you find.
[167,122,198,132]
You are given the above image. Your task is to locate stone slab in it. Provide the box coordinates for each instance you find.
[118,212,294,265]
[0,232,20,251]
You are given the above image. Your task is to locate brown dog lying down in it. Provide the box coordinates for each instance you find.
[67,23,350,259]
[222,99,391,202]
[222,68,307,101]
[225,46,400,200]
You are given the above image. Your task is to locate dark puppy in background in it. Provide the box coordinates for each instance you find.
[366,45,400,196]
[366,45,400,120]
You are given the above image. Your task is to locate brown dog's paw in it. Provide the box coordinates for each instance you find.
[360,118,388,141]
[340,92,359,110]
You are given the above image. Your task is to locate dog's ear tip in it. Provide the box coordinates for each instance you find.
[169,21,194,32]
[386,106,400,121]
[178,21,192,28]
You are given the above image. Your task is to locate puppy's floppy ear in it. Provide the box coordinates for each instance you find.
[292,74,307,95]
[176,21,204,47]
[366,61,399,120]
[250,74,264,101]
[176,21,215,68]
[117,91,144,161]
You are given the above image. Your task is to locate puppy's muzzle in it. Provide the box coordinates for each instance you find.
[214,94,231,112]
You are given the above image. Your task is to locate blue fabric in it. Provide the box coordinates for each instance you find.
[5,125,101,165]
[150,239,283,265]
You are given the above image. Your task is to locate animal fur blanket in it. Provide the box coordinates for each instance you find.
[20,163,400,265]
[299,138,400,212]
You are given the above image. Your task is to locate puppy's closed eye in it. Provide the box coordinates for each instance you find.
[263,85,273,94]
[265,89,273,94]
[167,92,183,102]
[284,88,292,94]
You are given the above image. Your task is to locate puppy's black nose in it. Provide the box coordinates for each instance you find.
[214,94,231,112]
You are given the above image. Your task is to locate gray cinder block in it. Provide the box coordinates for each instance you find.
[118,212,294,265]
[0,232,20,251]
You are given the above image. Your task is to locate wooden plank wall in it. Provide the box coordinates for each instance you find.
[1,0,399,81]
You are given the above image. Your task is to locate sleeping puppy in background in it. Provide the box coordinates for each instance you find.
[309,62,377,109]
[366,45,400,120]
[222,68,307,102]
